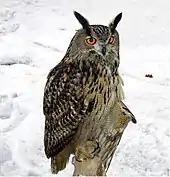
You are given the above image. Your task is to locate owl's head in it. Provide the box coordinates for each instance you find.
[71,11,122,58]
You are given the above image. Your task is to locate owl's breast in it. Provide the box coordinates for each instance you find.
[73,60,124,146]
[83,62,120,117]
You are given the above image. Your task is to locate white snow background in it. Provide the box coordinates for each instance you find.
[0,0,170,176]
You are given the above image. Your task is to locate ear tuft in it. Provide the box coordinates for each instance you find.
[74,11,91,36]
[109,12,122,34]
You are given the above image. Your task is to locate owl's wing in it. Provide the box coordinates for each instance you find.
[43,62,86,158]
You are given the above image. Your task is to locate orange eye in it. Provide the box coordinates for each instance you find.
[86,37,96,45]
[108,36,114,44]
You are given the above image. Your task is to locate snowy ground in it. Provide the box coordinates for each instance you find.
[0,0,170,176]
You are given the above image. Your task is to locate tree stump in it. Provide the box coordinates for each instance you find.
[72,101,136,176]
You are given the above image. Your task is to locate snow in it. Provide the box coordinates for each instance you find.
[0,0,170,176]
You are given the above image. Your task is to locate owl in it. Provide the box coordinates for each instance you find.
[43,11,136,174]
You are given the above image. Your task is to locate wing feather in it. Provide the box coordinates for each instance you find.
[43,62,86,158]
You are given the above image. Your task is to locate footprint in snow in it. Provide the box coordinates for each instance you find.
[0,94,16,119]
[0,140,12,164]
[0,93,29,133]
[0,10,20,36]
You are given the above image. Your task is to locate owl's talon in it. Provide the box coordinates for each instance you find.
[72,156,75,164]
[75,140,100,162]
[91,140,100,154]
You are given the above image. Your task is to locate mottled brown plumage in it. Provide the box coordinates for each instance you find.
[43,11,136,174]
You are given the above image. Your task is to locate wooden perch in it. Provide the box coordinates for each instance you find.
[72,101,136,176]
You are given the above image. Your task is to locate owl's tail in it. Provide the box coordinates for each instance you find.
[51,146,72,174]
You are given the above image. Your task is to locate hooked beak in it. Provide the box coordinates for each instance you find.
[101,46,106,56]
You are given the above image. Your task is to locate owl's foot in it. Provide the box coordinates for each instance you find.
[73,140,106,176]
[75,140,100,162]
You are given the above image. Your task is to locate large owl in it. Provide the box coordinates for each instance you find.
[43,11,136,174]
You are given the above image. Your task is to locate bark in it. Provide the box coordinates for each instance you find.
[72,101,136,176]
